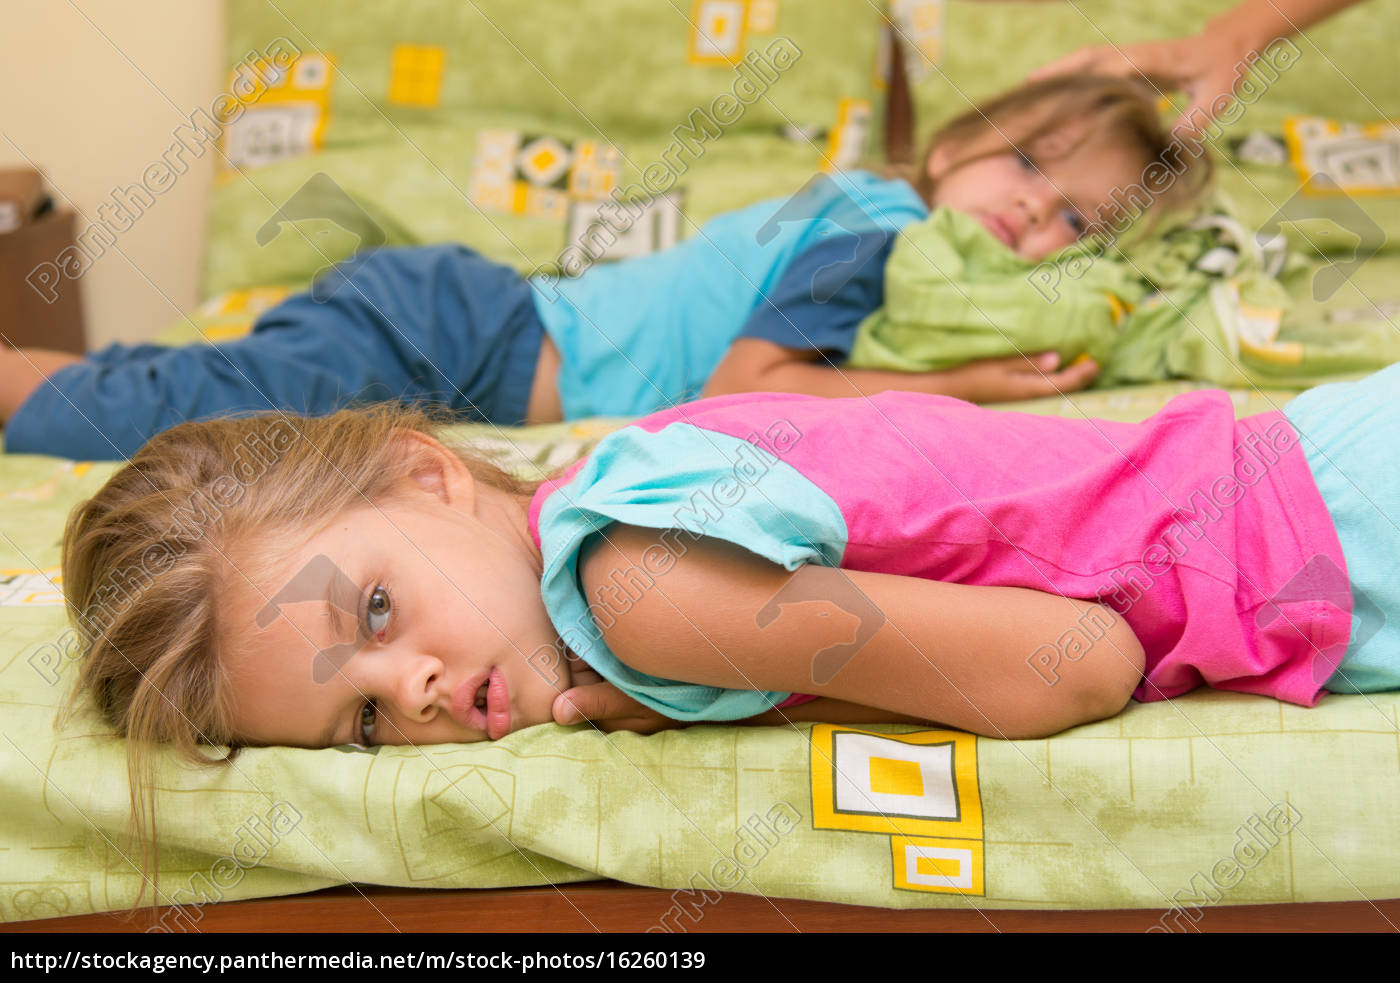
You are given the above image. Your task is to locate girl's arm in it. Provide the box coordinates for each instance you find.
[553,680,924,734]
[0,347,83,421]
[577,524,1145,740]
[702,337,1100,404]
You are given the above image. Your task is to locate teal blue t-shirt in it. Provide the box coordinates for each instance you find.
[530,171,928,419]
[1284,362,1400,693]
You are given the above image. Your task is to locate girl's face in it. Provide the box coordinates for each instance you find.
[927,120,1149,261]
[220,440,570,749]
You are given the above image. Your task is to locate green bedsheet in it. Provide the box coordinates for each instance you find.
[4,387,1399,923]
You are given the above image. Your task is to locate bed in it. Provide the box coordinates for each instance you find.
[4,0,1400,931]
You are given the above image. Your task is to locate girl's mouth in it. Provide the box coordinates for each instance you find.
[451,669,509,738]
[981,213,1017,249]
[485,666,510,741]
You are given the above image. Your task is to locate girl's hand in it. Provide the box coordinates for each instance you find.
[552,667,680,735]
[940,351,1099,403]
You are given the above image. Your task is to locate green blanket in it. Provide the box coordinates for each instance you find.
[849,203,1400,389]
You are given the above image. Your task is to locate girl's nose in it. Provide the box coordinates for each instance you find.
[387,653,444,723]
[1017,171,1061,226]
[1019,185,1053,227]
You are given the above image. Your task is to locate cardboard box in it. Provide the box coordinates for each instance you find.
[0,207,87,354]
[0,168,45,235]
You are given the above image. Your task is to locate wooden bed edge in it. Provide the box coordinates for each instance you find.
[5,881,1398,933]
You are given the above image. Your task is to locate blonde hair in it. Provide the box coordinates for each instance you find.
[59,404,540,902]
[898,73,1214,232]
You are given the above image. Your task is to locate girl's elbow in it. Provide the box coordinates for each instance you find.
[704,362,769,399]
[1019,611,1145,739]
[1077,612,1146,723]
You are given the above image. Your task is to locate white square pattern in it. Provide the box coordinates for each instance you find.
[831,732,958,819]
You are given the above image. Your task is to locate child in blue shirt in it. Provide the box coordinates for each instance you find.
[1,74,1209,460]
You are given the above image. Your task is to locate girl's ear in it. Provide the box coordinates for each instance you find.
[925,143,953,183]
[390,429,476,508]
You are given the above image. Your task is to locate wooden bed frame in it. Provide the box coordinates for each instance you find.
[7,883,1399,932]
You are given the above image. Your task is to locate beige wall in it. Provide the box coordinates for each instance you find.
[0,1,225,348]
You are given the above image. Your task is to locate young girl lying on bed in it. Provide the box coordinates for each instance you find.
[63,362,1398,776]
[3,74,1210,460]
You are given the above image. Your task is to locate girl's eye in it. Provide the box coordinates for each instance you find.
[1062,210,1087,237]
[363,586,391,638]
[357,701,378,746]
[1016,149,1036,171]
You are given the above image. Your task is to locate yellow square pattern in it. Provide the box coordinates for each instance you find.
[916,853,961,878]
[1284,115,1400,196]
[889,0,944,80]
[746,0,779,32]
[689,0,749,64]
[809,725,982,839]
[529,147,559,173]
[821,98,872,173]
[470,130,621,218]
[388,44,446,107]
[220,54,334,171]
[892,836,985,895]
[198,286,293,318]
[0,568,64,607]
[868,756,924,797]
[569,141,622,199]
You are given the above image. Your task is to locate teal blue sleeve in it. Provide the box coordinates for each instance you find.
[536,422,849,720]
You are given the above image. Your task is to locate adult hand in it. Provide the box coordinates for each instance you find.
[552,666,679,735]
[940,351,1099,403]
[1028,31,1258,138]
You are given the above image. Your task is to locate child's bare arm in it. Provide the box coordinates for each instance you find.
[703,337,1099,404]
[0,347,83,421]
[554,677,923,734]
[577,524,1144,740]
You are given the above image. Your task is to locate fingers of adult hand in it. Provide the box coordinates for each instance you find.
[1028,44,1113,81]
[1173,64,1248,136]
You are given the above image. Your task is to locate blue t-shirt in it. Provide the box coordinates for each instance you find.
[1284,361,1400,694]
[530,171,928,419]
